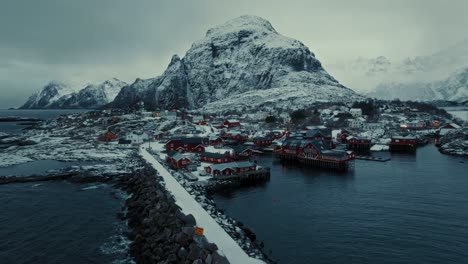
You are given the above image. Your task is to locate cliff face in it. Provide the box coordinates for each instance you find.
[111,15,361,111]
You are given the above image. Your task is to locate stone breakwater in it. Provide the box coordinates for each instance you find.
[117,165,231,264]
[165,168,275,263]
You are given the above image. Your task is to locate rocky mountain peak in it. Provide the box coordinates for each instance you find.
[205,15,277,37]
[169,55,181,65]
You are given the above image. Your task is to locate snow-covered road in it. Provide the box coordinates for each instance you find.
[140,147,265,264]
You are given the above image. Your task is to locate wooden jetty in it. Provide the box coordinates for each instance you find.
[297,156,354,171]
[355,155,391,162]
[214,168,270,183]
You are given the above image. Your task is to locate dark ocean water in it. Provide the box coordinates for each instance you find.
[0,109,90,134]
[213,144,468,264]
[0,160,101,177]
[0,110,129,263]
[0,182,129,264]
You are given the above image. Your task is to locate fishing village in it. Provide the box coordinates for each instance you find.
[0,99,466,264]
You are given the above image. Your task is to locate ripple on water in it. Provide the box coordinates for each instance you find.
[0,182,129,264]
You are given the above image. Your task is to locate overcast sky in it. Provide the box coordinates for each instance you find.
[1,0,468,108]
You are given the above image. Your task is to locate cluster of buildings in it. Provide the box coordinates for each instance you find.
[91,100,465,175]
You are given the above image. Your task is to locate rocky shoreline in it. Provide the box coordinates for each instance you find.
[438,130,468,157]
[117,162,231,264]
[0,117,43,122]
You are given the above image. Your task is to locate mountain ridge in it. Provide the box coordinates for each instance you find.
[110,15,361,111]
[20,78,127,109]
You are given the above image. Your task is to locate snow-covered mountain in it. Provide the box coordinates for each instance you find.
[330,37,468,94]
[20,78,127,109]
[368,67,468,103]
[111,15,362,111]
[19,81,78,109]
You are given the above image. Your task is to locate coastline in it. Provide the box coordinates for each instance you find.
[0,151,274,263]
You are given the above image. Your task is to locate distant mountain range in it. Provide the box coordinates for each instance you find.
[19,15,362,111]
[330,37,468,104]
[20,78,127,109]
[367,67,468,104]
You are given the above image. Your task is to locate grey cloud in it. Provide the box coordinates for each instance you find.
[1,0,468,108]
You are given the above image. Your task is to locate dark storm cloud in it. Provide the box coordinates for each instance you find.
[1,0,468,107]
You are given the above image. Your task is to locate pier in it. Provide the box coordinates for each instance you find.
[275,153,354,171]
[355,155,391,162]
[214,168,271,183]
[297,156,354,171]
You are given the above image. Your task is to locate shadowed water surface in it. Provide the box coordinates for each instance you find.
[214,144,468,264]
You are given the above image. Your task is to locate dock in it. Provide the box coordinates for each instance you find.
[355,155,391,162]
[213,168,271,183]
[297,156,354,171]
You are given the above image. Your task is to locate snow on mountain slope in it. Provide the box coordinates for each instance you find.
[20,81,78,109]
[111,15,362,111]
[20,78,127,109]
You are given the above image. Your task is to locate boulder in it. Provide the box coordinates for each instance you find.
[187,244,202,261]
[182,214,196,226]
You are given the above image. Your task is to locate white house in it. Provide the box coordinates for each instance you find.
[348,117,366,129]
[126,131,147,144]
[362,122,384,130]
[349,108,363,117]
[192,115,204,123]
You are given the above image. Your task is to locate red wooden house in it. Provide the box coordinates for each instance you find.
[278,138,330,158]
[99,131,118,142]
[166,152,192,169]
[224,120,241,128]
[165,137,208,153]
[231,132,248,142]
[253,137,273,147]
[200,152,233,164]
[220,131,232,139]
[209,136,223,146]
[390,135,417,152]
[346,136,371,151]
[204,161,256,176]
[232,146,254,160]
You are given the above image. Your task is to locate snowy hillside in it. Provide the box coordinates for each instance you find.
[20,78,127,109]
[111,15,362,111]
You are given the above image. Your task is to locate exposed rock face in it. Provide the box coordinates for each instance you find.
[111,15,361,111]
[20,78,127,109]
